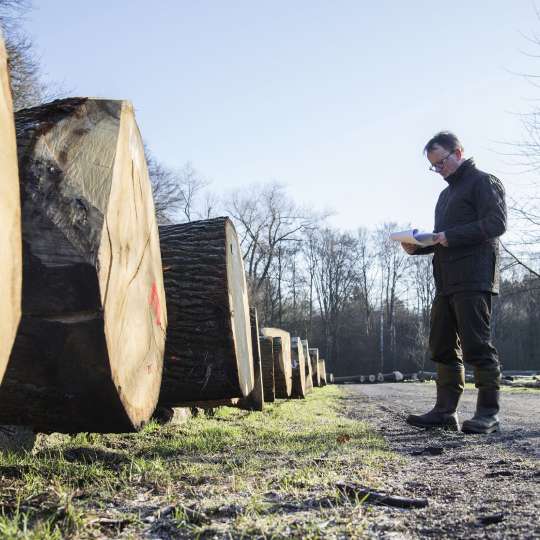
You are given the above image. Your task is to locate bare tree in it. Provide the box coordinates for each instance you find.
[227,182,322,294]
[408,253,435,370]
[146,148,212,225]
[356,227,377,336]
[146,149,182,224]
[375,223,411,371]
[0,1,44,109]
[310,227,360,367]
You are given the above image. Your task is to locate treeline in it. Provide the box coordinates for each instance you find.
[4,1,539,377]
[156,178,539,376]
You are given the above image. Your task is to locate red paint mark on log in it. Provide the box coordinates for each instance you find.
[149,282,162,327]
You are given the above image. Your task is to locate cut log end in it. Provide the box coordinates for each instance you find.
[99,101,166,428]
[291,337,306,399]
[261,328,292,398]
[0,98,166,433]
[226,221,254,397]
[0,33,21,383]
[238,307,264,411]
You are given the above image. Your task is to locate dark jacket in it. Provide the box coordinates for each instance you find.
[415,158,506,295]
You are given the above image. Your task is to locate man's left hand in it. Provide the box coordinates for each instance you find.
[434,231,448,247]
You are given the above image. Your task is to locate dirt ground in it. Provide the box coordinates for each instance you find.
[344,383,540,539]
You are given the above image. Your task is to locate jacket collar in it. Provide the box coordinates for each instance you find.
[444,157,475,185]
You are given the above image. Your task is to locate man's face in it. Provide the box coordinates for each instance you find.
[427,143,461,179]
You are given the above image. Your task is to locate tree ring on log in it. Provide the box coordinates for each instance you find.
[0,98,166,433]
[0,32,22,383]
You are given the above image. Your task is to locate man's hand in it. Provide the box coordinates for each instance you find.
[434,231,448,247]
[401,242,418,255]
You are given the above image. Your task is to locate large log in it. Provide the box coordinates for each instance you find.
[382,371,404,383]
[0,31,22,383]
[237,308,264,411]
[290,337,306,399]
[259,336,275,402]
[301,340,313,393]
[309,348,321,387]
[319,359,327,386]
[261,328,292,398]
[0,98,167,433]
[158,218,253,406]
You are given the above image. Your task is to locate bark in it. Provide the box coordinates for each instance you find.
[238,307,264,410]
[309,347,321,387]
[158,217,254,405]
[290,337,306,399]
[259,336,275,402]
[0,31,21,384]
[0,98,166,433]
[261,328,292,398]
[318,359,327,386]
[301,340,313,393]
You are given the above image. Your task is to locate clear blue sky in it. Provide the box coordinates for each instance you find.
[25,1,540,231]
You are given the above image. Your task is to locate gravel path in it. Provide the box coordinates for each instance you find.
[344,383,540,539]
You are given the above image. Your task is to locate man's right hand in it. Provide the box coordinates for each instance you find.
[401,242,418,255]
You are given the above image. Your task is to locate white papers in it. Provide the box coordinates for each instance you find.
[390,228,437,247]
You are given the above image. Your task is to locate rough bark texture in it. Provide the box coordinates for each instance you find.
[290,337,306,399]
[261,328,292,398]
[301,340,313,393]
[309,348,321,387]
[259,336,275,402]
[0,32,22,384]
[158,217,253,406]
[0,98,166,433]
[238,308,264,411]
[319,359,327,386]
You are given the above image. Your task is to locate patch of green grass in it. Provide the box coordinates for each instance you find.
[0,386,395,538]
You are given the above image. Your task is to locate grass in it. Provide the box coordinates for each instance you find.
[0,386,396,539]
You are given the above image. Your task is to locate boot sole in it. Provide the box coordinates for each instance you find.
[462,423,500,434]
[406,417,459,431]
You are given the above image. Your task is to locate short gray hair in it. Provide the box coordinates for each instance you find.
[424,131,464,155]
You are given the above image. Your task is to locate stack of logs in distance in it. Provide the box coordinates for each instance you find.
[0,37,330,433]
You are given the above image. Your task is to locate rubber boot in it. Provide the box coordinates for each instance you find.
[462,367,500,434]
[406,363,464,431]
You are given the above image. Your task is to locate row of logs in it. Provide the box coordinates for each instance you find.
[333,371,406,384]
[0,32,328,434]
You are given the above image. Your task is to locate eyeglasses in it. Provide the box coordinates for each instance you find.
[429,152,454,172]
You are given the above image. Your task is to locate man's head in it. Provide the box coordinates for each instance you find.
[424,131,465,178]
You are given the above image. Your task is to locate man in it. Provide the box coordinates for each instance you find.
[402,131,506,434]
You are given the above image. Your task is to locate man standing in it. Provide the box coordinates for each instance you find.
[402,131,506,434]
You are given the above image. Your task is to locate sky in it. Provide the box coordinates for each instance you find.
[24,1,540,232]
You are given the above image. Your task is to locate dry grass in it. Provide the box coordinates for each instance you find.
[0,386,397,539]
